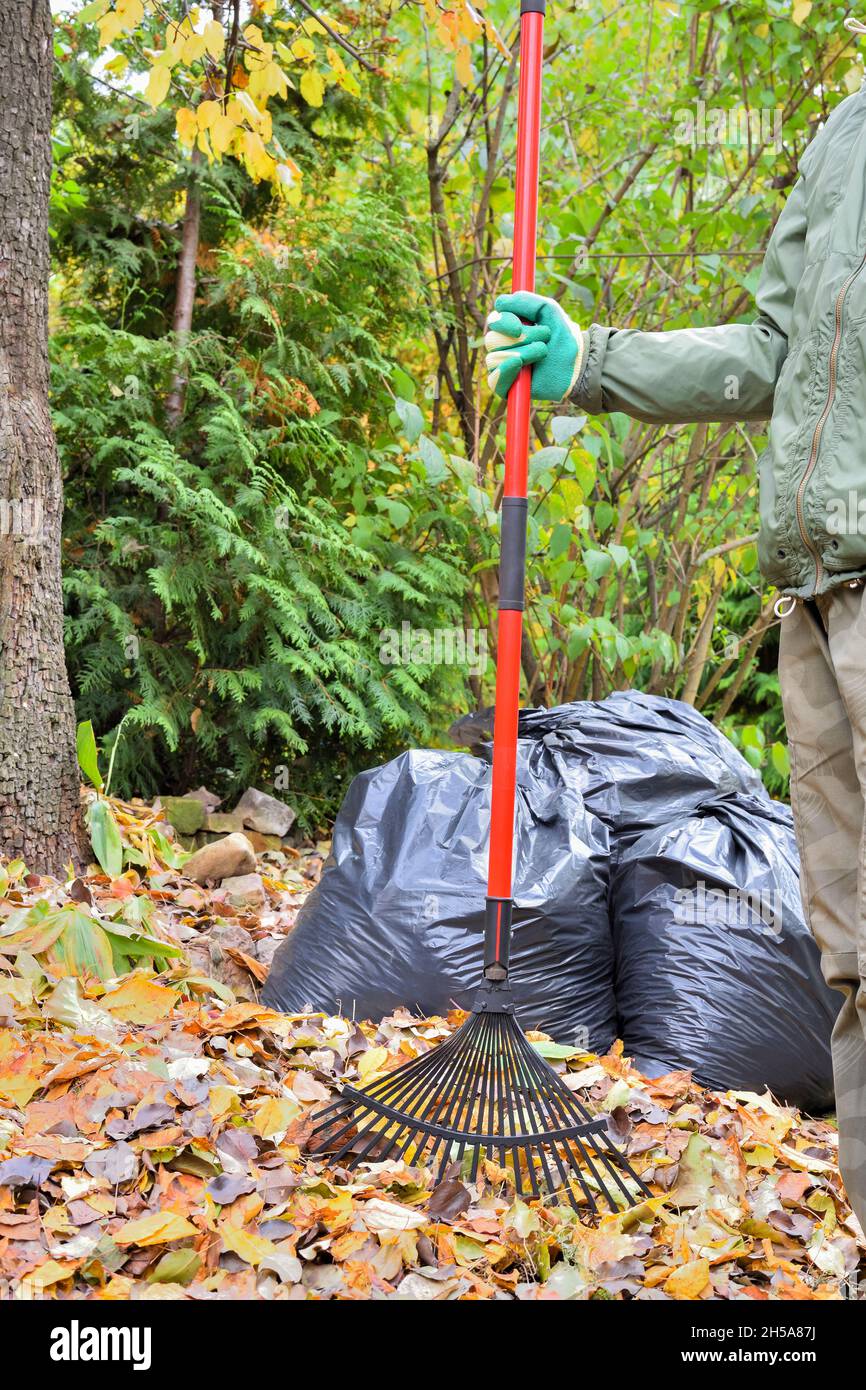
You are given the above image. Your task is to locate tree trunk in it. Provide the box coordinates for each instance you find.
[164,149,202,430]
[0,0,83,873]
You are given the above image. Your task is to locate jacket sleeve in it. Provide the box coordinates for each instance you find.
[571,173,808,424]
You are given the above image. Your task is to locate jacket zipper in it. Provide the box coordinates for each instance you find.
[795,250,866,591]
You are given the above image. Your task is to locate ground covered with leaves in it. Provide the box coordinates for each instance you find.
[0,802,862,1302]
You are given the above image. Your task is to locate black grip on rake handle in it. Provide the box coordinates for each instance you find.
[498,497,528,611]
[520,0,546,11]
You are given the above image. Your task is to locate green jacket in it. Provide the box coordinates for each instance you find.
[572,86,866,598]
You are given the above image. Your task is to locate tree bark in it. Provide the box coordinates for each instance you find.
[0,0,83,873]
[164,149,202,430]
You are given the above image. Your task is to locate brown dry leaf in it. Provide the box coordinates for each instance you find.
[290,1071,330,1103]
[224,947,268,984]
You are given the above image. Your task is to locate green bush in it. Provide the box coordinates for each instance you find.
[55,196,470,827]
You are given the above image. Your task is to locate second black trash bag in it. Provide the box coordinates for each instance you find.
[610,794,839,1111]
[262,744,617,1051]
[518,690,768,843]
[453,691,768,845]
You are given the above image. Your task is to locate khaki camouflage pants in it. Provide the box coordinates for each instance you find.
[779,581,866,1232]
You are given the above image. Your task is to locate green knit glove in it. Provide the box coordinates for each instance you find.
[484,290,586,401]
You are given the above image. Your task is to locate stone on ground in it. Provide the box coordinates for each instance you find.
[183,832,256,884]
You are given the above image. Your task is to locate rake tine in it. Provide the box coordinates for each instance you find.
[457,1013,495,1154]
[389,1017,481,1115]
[418,1018,485,1150]
[504,1034,561,1202]
[351,1043,457,1133]
[495,1018,526,1197]
[531,1136,559,1202]
[469,1017,497,1181]
[500,1022,525,1195]
[494,1018,508,1144]
[309,1095,355,1139]
[515,1043,596,1196]
[309,1103,358,1154]
[523,1083,583,1205]
[571,1132,620,1210]
[343,1122,398,1169]
[352,1043,463,1166]
[551,1106,625,1211]
[524,1144,541,1200]
[327,1110,388,1168]
[525,1053,648,1206]
[394,1125,424,1164]
[512,1149,526,1198]
[595,1129,654,1201]
[428,1016,491,1180]
[495,1019,528,1196]
[365,1051,452,1111]
[434,1144,452,1186]
[516,1041,611,1209]
[564,1140,597,1214]
[468,1141,482,1184]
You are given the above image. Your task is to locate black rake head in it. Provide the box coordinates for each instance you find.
[308,987,652,1218]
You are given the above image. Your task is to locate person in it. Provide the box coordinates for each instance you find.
[483,71,866,1231]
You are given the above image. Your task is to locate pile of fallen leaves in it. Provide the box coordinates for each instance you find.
[0,803,862,1301]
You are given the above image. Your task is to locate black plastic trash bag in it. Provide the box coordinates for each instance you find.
[263,745,617,1050]
[454,691,767,845]
[610,794,839,1111]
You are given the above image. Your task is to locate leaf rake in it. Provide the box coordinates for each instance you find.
[310,0,651,1218]
[310,983,652,1216]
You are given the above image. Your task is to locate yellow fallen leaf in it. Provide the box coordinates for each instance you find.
[208,1085,242,1121]
[361,1198,428,1233]
[777,1142,837,1175]
[100,976,175,1023]
[665,1258,711,1300]
[115,1211,197,1247]
[0,977,32,1007]
[0,1033,45,1107]
[99,1275,135,1300]
[358,1046,389,1081]
[220,1224,277,1267]
[743,1143,776,1168]
[254,1095,300,1138]
[21,1260,78,1293]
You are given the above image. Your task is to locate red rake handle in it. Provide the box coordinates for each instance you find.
[484,0,545,980]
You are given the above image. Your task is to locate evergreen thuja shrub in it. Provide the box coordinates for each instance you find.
[56,325,468,825]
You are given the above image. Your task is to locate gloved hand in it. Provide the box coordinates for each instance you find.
[484,290,586,401]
